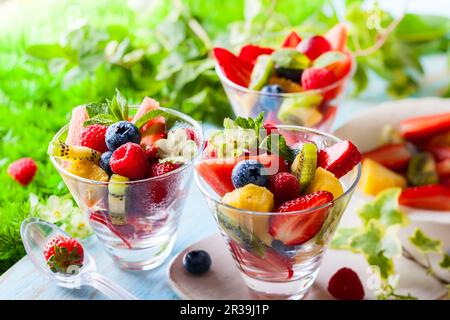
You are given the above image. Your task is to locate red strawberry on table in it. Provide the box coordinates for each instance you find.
[44,235,84,274]
[238,45,274,65]
[318,140,362,178]
[328,267,365,300]
[399,184,450,211]
[399,112,450,143]
[362,143,412,171]
[79,124,109,153]
[282,31,302,48]
[213,47,253,88]
[269,191,334,246]
[7,157,38,186]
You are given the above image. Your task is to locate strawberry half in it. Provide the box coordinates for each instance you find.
[399,112,450,143]
[282,31,302,48]
[318,140,362,178]
[213,47,253,88]
[269,191,334,246]
[362,143,412,171]
[399,184,450,211]
[229,240,293,279]
[422,145,450,162]
[238,44,274,65]
[437,159,450,178]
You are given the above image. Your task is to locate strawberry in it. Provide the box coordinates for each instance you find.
[427,131,450,147]
[143,144,159,161]
[238,44,274,65]
[328,267,365,300]
[399,112,450,143]
[184,128,196,141]
[313,50,352,79]
[399,184,450,211]
[318,140,362,178]
[213,47,253,88]
[79,124,109,153]
[269,191,334,245]
[301,67,337,90]
[362,143,413,171]
[437,159,450,178]
[7,158,38,186]
[297,35,332,60]
[149,161,181,177]
[268,172,301,204]
[229,240,293,279]
[110,142,149,180]
[44,235,84,274]
[263,122,278,135]
[282,31,302,48]
[421,145,450,161]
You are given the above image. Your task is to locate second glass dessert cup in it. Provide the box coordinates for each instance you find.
[50,107,203,271]
[195,126,361,299]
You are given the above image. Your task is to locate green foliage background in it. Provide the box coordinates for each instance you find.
[0,0,448,274]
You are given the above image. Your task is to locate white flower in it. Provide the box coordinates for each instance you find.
[38,195,74,223]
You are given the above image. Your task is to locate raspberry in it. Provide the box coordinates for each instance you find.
[149,162,181,177]
[328,267,365,300]
[79,124,109,153]
[268,172,300,204]
[301,67,337,90]
[144,144,159,161]
[110,142,149,180]
[297,35,332,60]
[7,158,38,186]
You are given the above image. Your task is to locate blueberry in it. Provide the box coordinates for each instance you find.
[105,121,141,151]
[183,250,212,274]
[271,239,297,257]
[99,151,113,175]
[232,160,268,189]
[258,85,284,112]
[275,66,303,82]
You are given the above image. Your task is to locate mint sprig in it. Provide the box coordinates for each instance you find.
[83,89,129,126]
[134,109,172,129]
[259,133,295,163]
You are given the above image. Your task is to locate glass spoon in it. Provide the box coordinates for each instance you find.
[20,217,138,300]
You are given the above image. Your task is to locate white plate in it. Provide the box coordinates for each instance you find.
[334,97,450,224]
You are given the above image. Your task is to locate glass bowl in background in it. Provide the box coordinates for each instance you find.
[215,33,356,133]
[50,107,203,271]
[195,126,361,299]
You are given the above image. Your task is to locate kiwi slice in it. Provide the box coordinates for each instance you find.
[49,140,101,163]
[277,92,323,126]
[290,142,318,191]
[108,174,129,225]
[407,152,439,186]
[271,49,310,70]
[249,55,274,90]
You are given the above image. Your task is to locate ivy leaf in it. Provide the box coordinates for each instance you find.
[409,229,442,254]
[350,220,383,256]
[134,110,172,129]
[259,133,295,163]
[83,114,116,127]
[330,227,358,250]
[367,251,395,280]
[357,188,408,228]
[439,253,450,269]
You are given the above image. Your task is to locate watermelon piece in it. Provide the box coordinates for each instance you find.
[282,31,302,48]
[66,106,89,146]
[238,45,274,65]
[132,97,166,147]
[324,23,347,51]
[197,158,239,196]
[213,47,253,88]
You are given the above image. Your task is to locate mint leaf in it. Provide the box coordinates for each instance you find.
[259,133,295,163]
[409,229,442,254]
[114,89,128,121]
[230,112,265,141]
[134,109,170,129]
[439,253,450,269]
[357,188,408,228]
[85,102,109,118]
[83,114,116,127]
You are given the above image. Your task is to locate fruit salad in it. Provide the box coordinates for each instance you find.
[196,113,361,296]
[359,111,450,211]
[213,24,353,132]
[49,92,202,270]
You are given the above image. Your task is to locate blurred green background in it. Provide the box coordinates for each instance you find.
[0,0,448,274]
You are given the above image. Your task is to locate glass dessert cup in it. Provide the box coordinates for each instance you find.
[195,126,361,299]
[50,107,203,271]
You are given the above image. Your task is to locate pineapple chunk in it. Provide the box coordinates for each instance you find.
[359,159,407,196]
[306,167,344,198]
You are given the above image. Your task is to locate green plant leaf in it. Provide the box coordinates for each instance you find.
[350,220,383,257]
[26,44,67,60]
[439,253,450,269]
[84,102,109,118]
[409,229,442,254]
[330,227,358,250]
[83,114,116,127]
[357,188,408,228]
[134,109,171,129]
[259,133,295,163]
[367,251,395,280]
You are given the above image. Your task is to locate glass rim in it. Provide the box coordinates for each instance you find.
[194,124,362,216]
[49,106,204,186]
[215,50,356,98]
